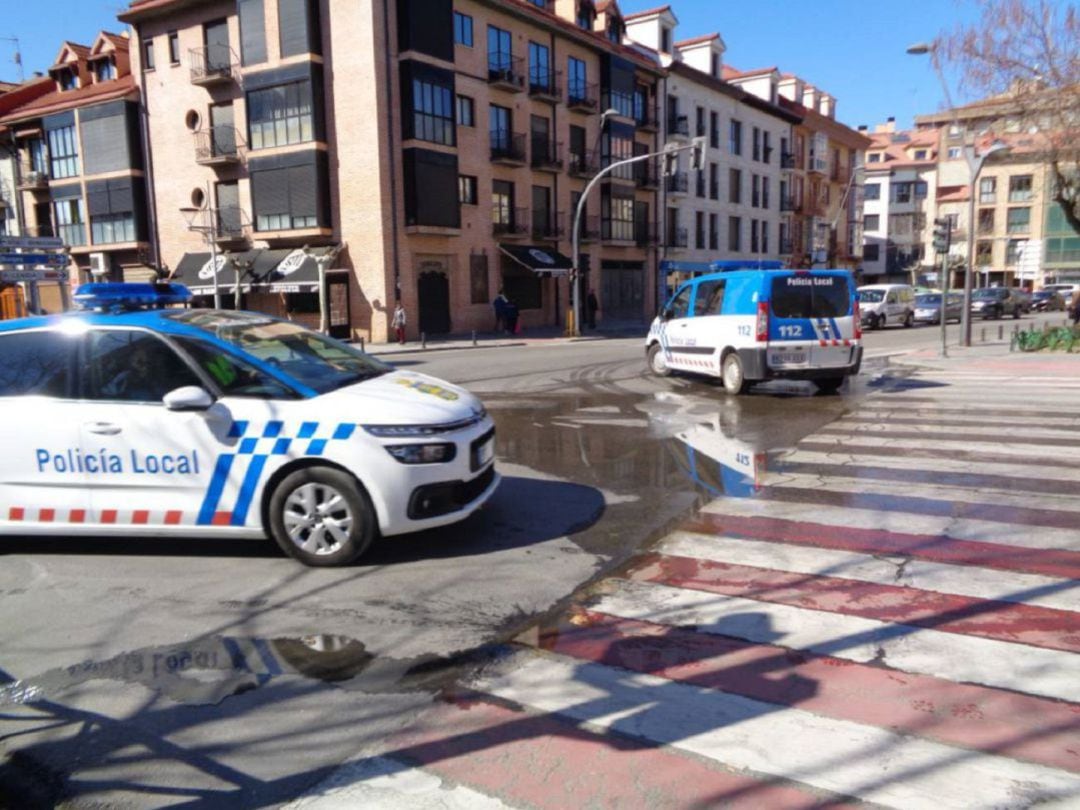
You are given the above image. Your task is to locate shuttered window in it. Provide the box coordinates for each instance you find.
[80,102,135,175]
[238,0,267,65]
[278,0,321,56]
[88,178,139,245]
[250,152,327,231]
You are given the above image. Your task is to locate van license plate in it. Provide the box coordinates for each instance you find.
[771,350,806,366]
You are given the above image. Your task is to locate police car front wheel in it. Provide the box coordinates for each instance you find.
[268,467,376,567]
[647,343,672,377]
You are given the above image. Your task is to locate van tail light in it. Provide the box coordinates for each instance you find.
[755,301,769,342]
[853,300,862,340]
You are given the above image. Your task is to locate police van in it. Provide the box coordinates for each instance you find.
[646,264,862,394]
[0,283,499,567]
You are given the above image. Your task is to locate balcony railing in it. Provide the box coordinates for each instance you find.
[635,223,658,248]
[779,195,798,212]
[780,151,796,169]
[493,208,529,237]
[531,138,563,172]
[528,69,562,101]
[665,172,688,194]
[189,45,236,85]
[532,211,565,241]
[635,107,659,131]
[667,115,689,137]
[214,206,249,241]
[567,150,599,178]
[635,161,658,189]
[17,166,49,190]
[194,126,243,165]
[831,165,850,185]
[490,131,527,165]
[488,54,526,91]
[571,213,600,241]
[566,81,599,112]
[663,226,689,248]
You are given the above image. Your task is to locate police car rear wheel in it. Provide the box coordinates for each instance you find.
[721,353,750,395]
[647,343,671,377]
[269,468,375,567]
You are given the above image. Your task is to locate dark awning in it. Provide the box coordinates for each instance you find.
[498,244,573,277]
[250,246,336,293]
[169,252,223,294]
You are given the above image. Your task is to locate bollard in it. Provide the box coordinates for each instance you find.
[360,336,365,352]
[997,324,1003,340]
[421,331,427,349]
[1012,324,1019,337]
[980,327,986,343]
[472,330,477,347]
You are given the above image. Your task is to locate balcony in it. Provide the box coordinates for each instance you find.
[531,138,563,173]
[635,223,658,248]
[528,69,562,102]
[570,213,600,242]
[635,107,659,132]
[831,165,850,185]
[635,161,659,189]
[490,132,527,166]
[663,226,689,249]
[780,151,796,170]
[665,172,688,195]
[493,208,529,238]
[17,166,49,191]
[566,82,599,113]
[532,211,564,241]
[194,127,243,166]
[807,156,828,175]
[567,150,599,178]
[214,206,250,244]
[488,54,526,92]
[667,115,690,139]
[189,45,236,86]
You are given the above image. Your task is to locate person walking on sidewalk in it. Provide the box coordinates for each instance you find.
[504,300,520,335]
[586,288,599,330]
[492,290,509,333]
[392,302,407,344]
[1071,289,1080,325]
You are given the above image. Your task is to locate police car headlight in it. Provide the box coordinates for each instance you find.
[384,443,457,464]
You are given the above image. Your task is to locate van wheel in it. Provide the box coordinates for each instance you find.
[876,314,885,329]
[903,311,914,328]
[647,343,671,377]
[268,467,376,567]
[816,377,845,395]
[721,353,751,395]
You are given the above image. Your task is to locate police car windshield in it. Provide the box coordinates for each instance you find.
[168,311,390,393]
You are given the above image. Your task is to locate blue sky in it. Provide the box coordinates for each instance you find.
[2,0,982,131]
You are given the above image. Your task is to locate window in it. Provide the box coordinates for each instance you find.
[709,163,719,200]
[457,95,474,127]
[410,76,455,145]
[863,214,880,231]
[694,280,725,315]
[489,104,511,152]
[728,216,741,251]
[601,121,634,180]
[91,213,135,245]
[892,182,912,204]
[976,240,993,266]
[763,131,771,164]
[607,16,622,43]
[761,221,769,254]
[695,211,705,249]
[86,330,202,403]
[711,53,720,78]
[979,177,997,203]
[1009,175,1033,202]
[863,182,880,200]
[1006,238,1024,265]
[709,213,718,250]
[0,331,74,397]
[667,286,691,319]
[576,1,594,29]
[247,81,314,149]
[567,57,587,105]
[56,69,77,91]
[751,175,760,208]
[729,119,742,155]
[863,244,880,261]
[93,59,116,82]
[1007,207,1030,234]
[603,189,634,241]
[696,106,705,137]
[947,146,961,159]
[752,126,761,161]
[142,38,155,70]
[528,41,552,93]
[48,125,79,179]
[914,181,928,199]
[168,31,180,64]
[488,25,512,76]
[728,168,741,204]
[459,175,477,205]
[751,219,759,252]
[492,179,513,228]
[172,335,295,398]
[867,152,881,163]
[978,208,994,234]
[709,111,719,149]
[762,177,770,209]
[53,197,85,246]
[660,27,671,52]
[251,153,327,231]
[914,149,927,160]
[453,12,473,46]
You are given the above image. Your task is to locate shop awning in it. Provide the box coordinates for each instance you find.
[498,244,573,277]
[169,252,224,294]
[171,247,340,295]
[250,246,337,293]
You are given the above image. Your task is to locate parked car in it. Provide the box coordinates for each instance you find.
[1013,289,1033,314]
[1032,290,1066,312]
[1044,283,1080,304]
[913,292,963,324]
[970,287,1023,319]
[857,284,915,329]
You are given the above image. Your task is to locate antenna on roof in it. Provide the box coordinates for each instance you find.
[0,36,24,82]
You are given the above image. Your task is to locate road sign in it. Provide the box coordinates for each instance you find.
[0,268,68,283]
[0,235,65,250]
[0,252,70,267]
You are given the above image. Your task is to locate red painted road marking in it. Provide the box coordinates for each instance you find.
[69,509,85,523]
[627,553,1080,653]
[164,511,182,525]
[682,513,1080,580]
[384,692,859,808]
[101,510,117,524]
[8,507,24,521]
[132,510,149,525]
[539,611,1080,774]
[39,509,54,522]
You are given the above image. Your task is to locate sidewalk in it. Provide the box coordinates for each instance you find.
[890,339,1080,379]
[359,324,641,357]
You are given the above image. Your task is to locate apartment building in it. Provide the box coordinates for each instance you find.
[860,123,938,282]
[121,0,663,340]
[0,33,153,311]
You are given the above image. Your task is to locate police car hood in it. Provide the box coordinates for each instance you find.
[319,370,484,424]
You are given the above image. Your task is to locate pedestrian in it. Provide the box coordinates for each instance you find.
[504,300,519,335]
[1071,289,1080,325]
[586,288,599,330]
[392,301,407,344]
[492,289,509,333]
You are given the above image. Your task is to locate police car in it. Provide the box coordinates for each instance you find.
[0,283,499,567]
[647,264,862,394]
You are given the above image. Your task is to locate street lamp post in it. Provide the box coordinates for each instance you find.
[907,42,1010,346]
[180,188,222,309]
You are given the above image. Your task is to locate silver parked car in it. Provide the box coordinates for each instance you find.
[913,292,963,324]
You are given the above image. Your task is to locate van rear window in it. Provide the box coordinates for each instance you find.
[770,275,851,318]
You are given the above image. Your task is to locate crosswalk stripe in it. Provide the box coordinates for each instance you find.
[658,531,1079,611]
[589,577,1080,701]
[625,552,1080,653]
[472,650,1080,808]
[797,439,1080,472]
[838,412,1080,429]
[817,425,1067,449]
[543,611,1080,774]
[828,419,1080,441]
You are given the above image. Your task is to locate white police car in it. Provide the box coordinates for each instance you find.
[0,283,499,567]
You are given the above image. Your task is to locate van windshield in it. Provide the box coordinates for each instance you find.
[771,275,851,319]
[857,289,884,303]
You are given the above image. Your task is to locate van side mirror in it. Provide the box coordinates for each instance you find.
[164,386,214,411]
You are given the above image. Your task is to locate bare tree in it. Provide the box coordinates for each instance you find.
[939,0,1079,232]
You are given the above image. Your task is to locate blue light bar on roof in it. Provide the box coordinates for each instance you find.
[74,282,193,310]
[709,260,785,272]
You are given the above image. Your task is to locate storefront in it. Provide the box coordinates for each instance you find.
[497,244,573,329]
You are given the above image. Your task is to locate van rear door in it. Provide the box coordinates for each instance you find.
[767,272,856,370]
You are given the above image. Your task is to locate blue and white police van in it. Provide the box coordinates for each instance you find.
[646,262,863,394]
[0,283,499,567]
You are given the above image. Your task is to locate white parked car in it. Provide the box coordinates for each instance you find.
[857,284,916,329]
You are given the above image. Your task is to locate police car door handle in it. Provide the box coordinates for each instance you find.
[86,422,122,435]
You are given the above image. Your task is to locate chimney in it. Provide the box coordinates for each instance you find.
[857,125,868,132]
[886,116,895,133]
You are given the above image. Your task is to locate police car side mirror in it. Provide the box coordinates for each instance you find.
[660,307,673,321]
[164,386,214,411]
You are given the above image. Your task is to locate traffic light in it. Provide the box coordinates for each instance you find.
[932,217,952,253]
[663,142,679,176]
[690,136,707,171]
